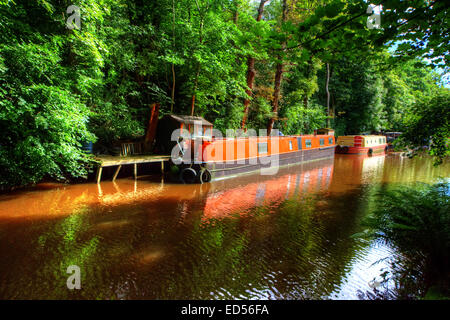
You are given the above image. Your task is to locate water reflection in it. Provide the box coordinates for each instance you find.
[0,154,448,299]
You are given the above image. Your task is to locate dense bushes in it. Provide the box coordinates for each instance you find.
[0,1,448,190]
[0,41,96,190]
[0,85,95,189]
[361,182,450,298]
[396,90,450,165]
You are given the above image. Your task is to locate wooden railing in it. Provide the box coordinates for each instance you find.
[120,142,143,156]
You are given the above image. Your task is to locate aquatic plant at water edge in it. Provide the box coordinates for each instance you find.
[359,182,450,299]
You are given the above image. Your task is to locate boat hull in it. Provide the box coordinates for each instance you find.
[336,144,387,155]
[205,146,336,181]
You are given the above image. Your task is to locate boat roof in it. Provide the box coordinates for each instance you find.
[338,135,385,138]
[168,114,213,126]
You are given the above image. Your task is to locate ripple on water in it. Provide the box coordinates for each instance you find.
[0,155,447,299]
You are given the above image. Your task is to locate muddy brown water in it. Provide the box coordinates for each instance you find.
[0,154,448,299]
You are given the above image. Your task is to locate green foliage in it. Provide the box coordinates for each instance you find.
[210,98,244,134]
[282,102,327,135]
[378,0,449,68]
[247,97,273,130]
[89,102,144,146]
[397,89,450,165]
[0,1,99,190]
[0,0,448,190]
[315,57,386,134]
[313,52,447,138]
[0,84,96,188]
[360,182,450,298]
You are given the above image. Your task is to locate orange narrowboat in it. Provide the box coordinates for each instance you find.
[335,135,388,155]
[155,115,336,183]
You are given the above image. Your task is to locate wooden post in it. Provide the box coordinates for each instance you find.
[134,163,137,179]
[161,161,164,174]
[144,103,160,151]
[97,183,103,197]
[96,166,103,184]
[112,181,120,193]
[112,165,122,182]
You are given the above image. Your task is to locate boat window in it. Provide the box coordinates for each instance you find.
[297,137,302,150]
[289,140,293,150]
[258,142,268,154]
[305,139,312,148]
[319,138,324,146]
[203,127,212,138]
[379,138,382,144]
[193,125,202,138]
[328,137,333,144]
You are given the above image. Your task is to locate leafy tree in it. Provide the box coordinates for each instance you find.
[0,0,448,190]
[377,0,449,68]
[241,0,270,129]
[382,58,441,131]
[397,89,450,165]
[0,1,98,190]
[314,56,386,134]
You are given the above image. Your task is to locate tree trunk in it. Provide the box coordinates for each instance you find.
[267,60,283,135]
[191,65,200,116]
[332,92,335,123]
[171,64,176,113]
[303,57,313,109]
[241,0,269,130]
[233,0,239,24]
[191,1,205,116]
[267,0,288,136]
[241,57,256,129]
[171,0,176,112]
[326,63,330,128]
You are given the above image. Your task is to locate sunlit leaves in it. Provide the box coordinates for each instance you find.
[397,89,450,165]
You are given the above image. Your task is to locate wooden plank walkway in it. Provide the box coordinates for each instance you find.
[95,154,171,183]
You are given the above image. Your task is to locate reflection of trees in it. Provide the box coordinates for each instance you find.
[115,185,375,299]
[382,154,450,184]
[0,207,104,299]
[0,159,375,300]
[6,155,448,299]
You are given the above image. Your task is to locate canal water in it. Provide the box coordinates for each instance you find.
[0,154,448,299]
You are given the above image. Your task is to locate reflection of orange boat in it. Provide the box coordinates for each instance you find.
[0,160,334,222]
[330,153,386,191]
[203,159,334,220]
[0,180,201,221]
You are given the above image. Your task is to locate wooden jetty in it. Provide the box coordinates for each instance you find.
[95,154,171,183]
